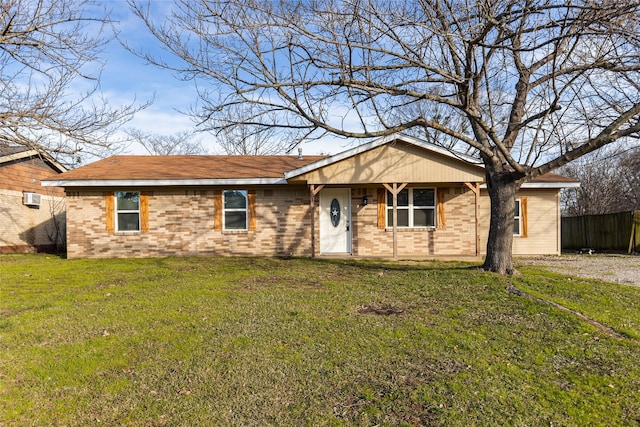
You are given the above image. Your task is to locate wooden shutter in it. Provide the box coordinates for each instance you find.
[105,192,114,232]
[140,192,149,232]
[377,188,386,228]
[436,188,446,228]
[248,190,256,231]
[213,190,222,231]
[521,197,528,238]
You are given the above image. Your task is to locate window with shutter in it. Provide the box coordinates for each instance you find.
[514,197,528,237]
[216,190,255,231]
[385,188,437,228]
[115,192,141,232]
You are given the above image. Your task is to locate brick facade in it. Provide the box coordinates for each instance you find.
[50,136,571,259]
[351,185,477,258]
[0,156,66,253]
[65,184,478,259]
[66,187,314,259]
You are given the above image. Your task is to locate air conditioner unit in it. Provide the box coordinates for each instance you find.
[23,192,42,207]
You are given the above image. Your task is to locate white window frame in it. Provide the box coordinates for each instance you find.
[514,198,522,237]
[223,190,248,231]
[115,191,140,232]
[386,187,437,228]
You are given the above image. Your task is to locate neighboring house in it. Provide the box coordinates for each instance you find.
[0,146,67,253]
[42,134,578,259]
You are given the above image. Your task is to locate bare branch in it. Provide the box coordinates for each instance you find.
[0,0,147,166]
[125,128,207,155]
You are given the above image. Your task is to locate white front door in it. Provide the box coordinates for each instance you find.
[319,188,351,254]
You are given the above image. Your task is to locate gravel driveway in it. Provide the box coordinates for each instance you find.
[517,254,640,286]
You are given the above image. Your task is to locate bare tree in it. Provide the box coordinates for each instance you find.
[130,0,640,273]
[0,0,146,166]
[561,147,640,216]
[125,128,207,155]
[212,104,292,155]
[619,148,640,210]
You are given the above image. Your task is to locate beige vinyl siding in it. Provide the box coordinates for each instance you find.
[479,189,561,255]
[293,142,485,184]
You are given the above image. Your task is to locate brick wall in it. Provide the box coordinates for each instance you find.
[0,157,66,253]
[351,185,477,257]
[66,185,477,259]
[0,189,66,253]
[66,187,313,259]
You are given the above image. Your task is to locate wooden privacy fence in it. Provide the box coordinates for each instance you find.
[562,210,640,253]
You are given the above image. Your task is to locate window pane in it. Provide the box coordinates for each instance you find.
[397,189,409,206]
[117,192,139,210]
[397,209,409,226]
[414,208,435,227]
[514,218,520,235]
[387,189,409,206]
[387,208,409,227]
[224,190,247,209]
[225,211,247,230]
[413,189,435,206]
[118,213,139,231]
[514,200,521,217]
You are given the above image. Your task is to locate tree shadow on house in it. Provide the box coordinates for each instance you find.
[8,211,66,254]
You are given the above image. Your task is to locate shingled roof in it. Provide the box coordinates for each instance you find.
[44,154,327,185]
[42,135,578,188]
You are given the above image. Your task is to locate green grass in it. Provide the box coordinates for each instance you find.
[1,254,639,426]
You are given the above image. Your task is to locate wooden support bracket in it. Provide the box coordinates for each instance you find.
[382,183,407,258]
[309,184,325,258]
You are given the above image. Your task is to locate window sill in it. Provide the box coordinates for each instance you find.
[222,230,250,234]
[384,227,436,232]
[114,231,142,236]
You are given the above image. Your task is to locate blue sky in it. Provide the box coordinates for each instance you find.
[101,4,202,149]
[97,2,349,156]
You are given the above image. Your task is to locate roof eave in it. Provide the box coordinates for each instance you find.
[521,182,580,189]
[479,182,581,189]
[41,178,289,187]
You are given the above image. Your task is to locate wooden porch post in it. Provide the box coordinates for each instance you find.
[309,184,324,258]
[464,182,481,257]
[383,182,407,258]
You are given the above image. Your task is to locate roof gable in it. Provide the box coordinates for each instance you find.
[285,134,485,184]
[0,145,31,157]
[0,147,66,173]
[285,134,578,188]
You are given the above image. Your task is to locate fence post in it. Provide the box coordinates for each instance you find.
[629,210,639,254]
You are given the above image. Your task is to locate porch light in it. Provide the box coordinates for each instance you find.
[362,195,368,206]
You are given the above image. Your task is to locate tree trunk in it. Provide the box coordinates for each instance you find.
[481,171,519,274]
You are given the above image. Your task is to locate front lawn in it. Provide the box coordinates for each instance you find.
[1,255,639,426]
